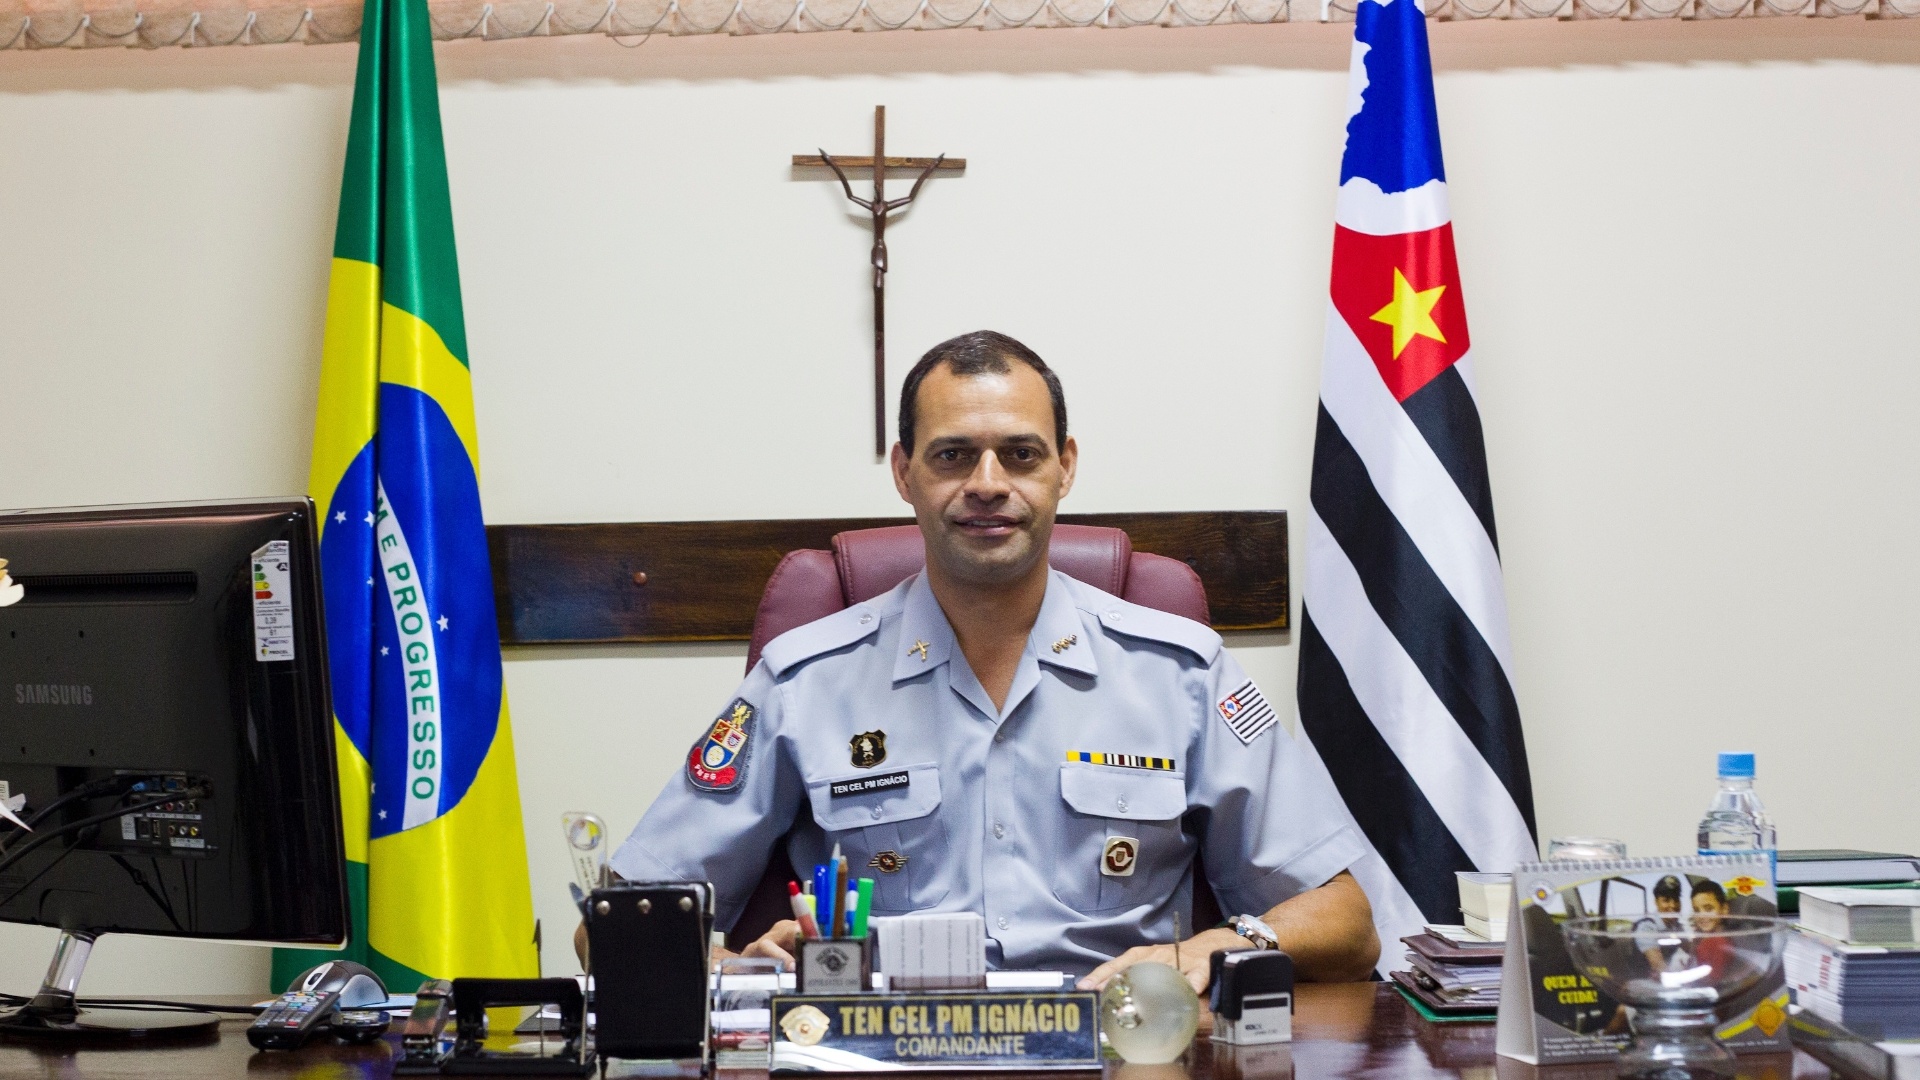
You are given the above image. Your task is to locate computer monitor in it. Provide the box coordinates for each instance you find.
[0,499,346,1037]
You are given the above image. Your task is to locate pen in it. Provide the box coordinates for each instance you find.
[813,863,834,935]
[835,857,849,939]
[828,845,844,938]
[788,881,821,940]
[844,889,858,936]
[852,878,874,938]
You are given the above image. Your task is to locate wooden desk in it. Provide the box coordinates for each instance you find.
[0,985,1833,1080]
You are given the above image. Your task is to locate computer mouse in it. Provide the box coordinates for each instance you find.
[292,959,389,1008]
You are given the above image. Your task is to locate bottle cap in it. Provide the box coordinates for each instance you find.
[1717,752,1755,778]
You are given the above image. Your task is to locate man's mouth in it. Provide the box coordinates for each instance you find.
[952,515,1023,538]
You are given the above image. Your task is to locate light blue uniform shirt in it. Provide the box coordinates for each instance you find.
[612,569,1367,977]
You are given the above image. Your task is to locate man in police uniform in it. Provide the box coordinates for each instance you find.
[604,331,1380,988]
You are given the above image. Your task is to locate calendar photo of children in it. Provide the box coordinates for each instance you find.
[1501,857,1789,1065]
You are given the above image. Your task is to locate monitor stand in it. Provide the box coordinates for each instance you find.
[0,930,219,1040]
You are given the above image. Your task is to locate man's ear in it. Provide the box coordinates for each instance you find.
[1057,435,1079,500]
[891,442,913,503]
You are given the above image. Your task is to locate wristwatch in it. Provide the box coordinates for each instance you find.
[1228,913,1279,950]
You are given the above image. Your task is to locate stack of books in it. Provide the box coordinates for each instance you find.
[1457,873,1511,943]
[1390,871,1509,1021]
[1391,930,1504,1019]
[1779,850,1920,914]
[1787,888,1920,1052]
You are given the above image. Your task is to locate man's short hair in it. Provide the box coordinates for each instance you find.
[1653,875,1682,904]
[1689,877,1726,905]
[898,331,1067,456]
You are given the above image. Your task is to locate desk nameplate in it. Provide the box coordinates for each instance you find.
[769,991,1102,1072]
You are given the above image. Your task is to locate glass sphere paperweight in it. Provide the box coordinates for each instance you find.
[1562,914,1790,1080]
[1100,962,1199,1064]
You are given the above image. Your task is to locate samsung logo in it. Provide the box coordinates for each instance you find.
[14,684,93,706]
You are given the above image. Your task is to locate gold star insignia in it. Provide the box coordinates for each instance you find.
[910,639,930,661]
[1369,267,1448,359]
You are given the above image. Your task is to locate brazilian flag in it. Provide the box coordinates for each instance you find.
[274,0,537,992]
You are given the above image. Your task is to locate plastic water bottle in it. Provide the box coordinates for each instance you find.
[1696,751,1777,877]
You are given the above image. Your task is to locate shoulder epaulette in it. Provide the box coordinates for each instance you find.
[1067,579,1221,665]
[761,600,888,677]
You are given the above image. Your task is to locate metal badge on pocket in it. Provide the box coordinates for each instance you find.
[849,731,887,769]
[1101,836,1139,877]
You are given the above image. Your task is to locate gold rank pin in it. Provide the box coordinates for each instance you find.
[1051,634,1078,654]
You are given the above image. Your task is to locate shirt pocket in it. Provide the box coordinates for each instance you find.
[1054,762,1190,914]
[806,762,949,914]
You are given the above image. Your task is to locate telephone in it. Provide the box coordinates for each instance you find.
[246,960,388,1051]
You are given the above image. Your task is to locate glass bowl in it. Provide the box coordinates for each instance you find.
[1561,914,1790,1080]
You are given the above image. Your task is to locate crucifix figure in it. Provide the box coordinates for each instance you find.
[794,106,965,457]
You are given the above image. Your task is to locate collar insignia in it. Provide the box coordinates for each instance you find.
[909,639,930,661]
[1050,634,1078,654]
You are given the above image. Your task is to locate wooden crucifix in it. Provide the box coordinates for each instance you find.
[794,106,965,458]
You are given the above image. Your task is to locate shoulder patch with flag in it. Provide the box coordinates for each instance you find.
[1216,680,1277,745]
[687,699,756,792]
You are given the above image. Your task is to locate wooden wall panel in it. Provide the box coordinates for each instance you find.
[488,510,1286,645]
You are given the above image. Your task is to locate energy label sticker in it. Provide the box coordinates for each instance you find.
[251,540,295,662]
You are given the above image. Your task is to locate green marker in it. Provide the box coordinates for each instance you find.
[852,877,875,938]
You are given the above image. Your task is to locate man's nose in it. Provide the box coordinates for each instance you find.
[963,451,1013,501]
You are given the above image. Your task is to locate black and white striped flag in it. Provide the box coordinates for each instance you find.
[1296,0,1538,953]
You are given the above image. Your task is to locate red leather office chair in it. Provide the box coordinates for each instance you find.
[725,523,1226,949]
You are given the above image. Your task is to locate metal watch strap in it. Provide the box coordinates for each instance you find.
[1231,913,1279,950]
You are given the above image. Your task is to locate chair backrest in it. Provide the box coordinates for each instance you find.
[724,524,1223,950]
[746,523,1209,672]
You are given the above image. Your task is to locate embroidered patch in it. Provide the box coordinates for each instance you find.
[686,699,756,792]
[1216,680,1278,745]
[1065,751,1176,771]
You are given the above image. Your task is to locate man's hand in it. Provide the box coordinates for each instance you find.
[1077,871,1380,994]
[1077,928,1247,993]
[741,919,803,971]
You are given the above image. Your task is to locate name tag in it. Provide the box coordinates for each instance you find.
[830,770,911,798]
[771,991,1101,1072]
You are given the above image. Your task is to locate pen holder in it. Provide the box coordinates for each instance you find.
[797,936,872,995]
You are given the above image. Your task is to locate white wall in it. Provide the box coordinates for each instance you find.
[1,16,1916,996]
